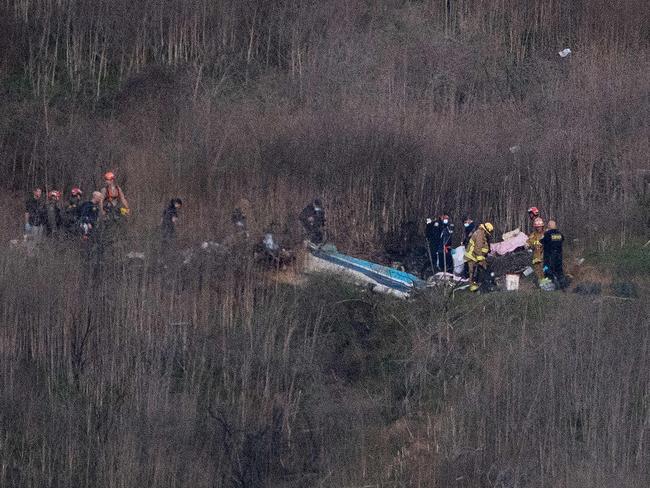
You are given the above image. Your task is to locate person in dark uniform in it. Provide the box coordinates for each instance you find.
[231,206,249,238]
[161,198,183,241]
[426,214,454,273]
[461,216,475,246]
[541,220,566,288]
[78,191,104,240]
[63,187,83,235]
[436,213,454,273]
[25,187,46,241]
[299,198,326,244]
[425,216,441,271]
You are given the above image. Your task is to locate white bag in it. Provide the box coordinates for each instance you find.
[452,246,466,275]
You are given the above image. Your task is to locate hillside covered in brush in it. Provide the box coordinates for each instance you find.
[0,2,649,487]
[0,0,648,244]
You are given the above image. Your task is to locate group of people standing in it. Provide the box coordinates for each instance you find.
[419,206,565,292]
[421,212,486,289]
[23,179,566,292]
[524,206,566,288]
[460,206,566,292]
[424,213,454,273]
[24,172,130,243]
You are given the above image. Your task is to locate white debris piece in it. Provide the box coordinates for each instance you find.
[509,145,521,153]
[559,48,572,58]
[505,274,520,291]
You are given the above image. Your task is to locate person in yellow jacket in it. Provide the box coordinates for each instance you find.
[526,217,545,280]
[464,222,493,292]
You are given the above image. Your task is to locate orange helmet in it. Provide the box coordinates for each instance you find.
[103,171,115,181]
[48,190,62,200]
[533,217,544,228]
[71,187,83,197]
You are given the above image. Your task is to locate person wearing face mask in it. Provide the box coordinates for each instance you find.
[425,215,441,272]
[435,213,454,273]
[461,216,475,246]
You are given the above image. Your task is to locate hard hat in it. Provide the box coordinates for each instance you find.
[533,217,544,228]
[528,206,540,216]
[103,171,115,181]
[71,187,83,196]
[483,222,494,234]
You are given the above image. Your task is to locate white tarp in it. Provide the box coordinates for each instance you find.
[452,246,465,274]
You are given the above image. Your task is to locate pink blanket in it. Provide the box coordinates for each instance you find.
[490,231,528,256]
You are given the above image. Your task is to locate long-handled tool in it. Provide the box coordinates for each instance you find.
[425,236,435,279]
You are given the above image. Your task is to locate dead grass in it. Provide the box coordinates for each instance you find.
[0,2,648,486]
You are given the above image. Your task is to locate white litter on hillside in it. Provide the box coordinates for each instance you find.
[505,274,520,291]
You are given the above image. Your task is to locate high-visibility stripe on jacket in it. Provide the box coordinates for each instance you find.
[527,231,544,264]
[464,227,489,262]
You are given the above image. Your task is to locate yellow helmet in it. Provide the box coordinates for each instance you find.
[482,222,494,234]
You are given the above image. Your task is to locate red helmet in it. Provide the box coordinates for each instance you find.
[533,217,544,228]
[48,190,62,200]
[103,171,115,181]
[528,206,540,216]
[71,187,83,197]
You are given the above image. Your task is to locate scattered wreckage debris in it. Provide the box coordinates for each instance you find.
[304,244,427,298]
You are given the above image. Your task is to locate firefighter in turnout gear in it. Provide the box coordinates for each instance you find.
[464,222,493,292]
[100,171,130,220]
[527,206,540,224]
[527,217,545,280]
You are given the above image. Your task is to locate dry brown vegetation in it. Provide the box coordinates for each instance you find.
[0,1,649,486]
[0,244,648,487]
[0,0,648,247]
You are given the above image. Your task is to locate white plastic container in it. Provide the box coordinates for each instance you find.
[505,274,520,291]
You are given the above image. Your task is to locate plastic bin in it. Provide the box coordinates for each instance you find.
[505,274,520,291]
